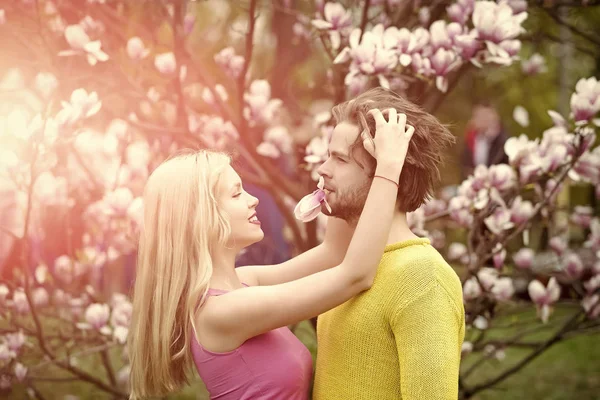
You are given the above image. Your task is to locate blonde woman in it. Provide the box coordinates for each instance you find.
[128,109,414,399]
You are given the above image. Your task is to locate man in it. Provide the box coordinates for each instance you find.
[462,102,509,180]
[313,87,464,399]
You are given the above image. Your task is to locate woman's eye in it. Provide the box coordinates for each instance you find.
[337,157,346,163]
[233,193,242,198]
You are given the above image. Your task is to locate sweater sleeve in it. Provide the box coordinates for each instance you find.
[391,281,464,400]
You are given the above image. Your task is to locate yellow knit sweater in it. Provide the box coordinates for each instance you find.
[314,238,465,400]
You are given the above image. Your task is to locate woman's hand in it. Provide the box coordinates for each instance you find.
[362,109,414,174]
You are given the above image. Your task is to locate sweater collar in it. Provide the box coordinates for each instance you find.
[384,237,430,253]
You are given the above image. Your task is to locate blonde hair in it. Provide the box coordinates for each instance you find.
[128,150,232,399]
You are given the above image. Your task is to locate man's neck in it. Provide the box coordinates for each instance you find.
[386,211,420,245]
[348,210,418,245]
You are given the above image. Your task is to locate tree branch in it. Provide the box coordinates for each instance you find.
[543,8,600,47]
[461,311,584,398]
[358,0,371,42]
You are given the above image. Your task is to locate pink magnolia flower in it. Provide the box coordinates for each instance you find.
[214,47,245,79]
[521,53,547,75]
[492,277,514,301]
[84,303,110,330]
[294,177,331,222]
[382,27,415,67]
[126,37,149,60]
[484,207,514,235]
[198,116,239,150]
[463,277,482,300]
[429,21,454,52]
[454,30,482,61]
[473,1,527,66]
[473,315,489,330]
[528,277,561,323]
[113,326,129,344]
[584,218,600,250]
[513,248,534,269]
[571,205,594,228]
[304,134,329,165]
[411,53,435,77]
[154,52,176,75]
[184,14,196,35]
[14,363,27,382]
[34,72,58,99]
[571,150,600,184]
[430,48,461,92]
[549,236,567,256]
[0,343,16,361]
[510,196,534,225]
[243,80,283,127]
[202,85,228,105]
[110,300,132,328]
[473,1,527,44]
[79,15,104,34]
[32,287,49,307]
[506,0,528,13]
[493,244,506,269]
[418,7,431,26]
[570,77,600,123]
[447,242,467,261]
[335,25,398,88]
[461,341,474,355]
[562,253,584,279]
[256,142,280,158]
[582,294,600,318]
[488,164,516,191]
[513,105,529,127]
[423,198,447,216]
[449,195,473,227]
[504,134,539,166]
[58,24,109,65]
[478,268,498,291]
[447,0,475,25]
[12,290,29,314]
[56,88,102,127]
[264,126,293,155]
[311,2,352,50]
[4,331,26,352]
[584,275,600,293]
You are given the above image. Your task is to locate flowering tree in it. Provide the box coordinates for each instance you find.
[0,0,598,398]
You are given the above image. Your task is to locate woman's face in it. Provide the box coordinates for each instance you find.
[217,165,264,250]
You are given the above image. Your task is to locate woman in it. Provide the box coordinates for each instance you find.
[128,108,414,399]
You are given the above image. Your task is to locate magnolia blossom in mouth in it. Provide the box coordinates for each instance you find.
[294,176,332,222]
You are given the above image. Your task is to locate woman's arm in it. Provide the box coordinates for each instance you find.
[235,217,353,286]
[204,109,414,346]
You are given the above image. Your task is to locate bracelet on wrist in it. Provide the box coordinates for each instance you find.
[373,175,399,188]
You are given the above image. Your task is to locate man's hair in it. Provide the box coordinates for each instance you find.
[331,87,455,213]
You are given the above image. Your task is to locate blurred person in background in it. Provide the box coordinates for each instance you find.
[462,101,509,180]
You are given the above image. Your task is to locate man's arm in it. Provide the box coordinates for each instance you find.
[392,282,465,400]
[236,217,354,286]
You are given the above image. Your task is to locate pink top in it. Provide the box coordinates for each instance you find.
[191,285,313,400]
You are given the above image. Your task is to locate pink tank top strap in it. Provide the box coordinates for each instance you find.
[206,282,249,296]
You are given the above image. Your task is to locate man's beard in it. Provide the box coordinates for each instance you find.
[321,180,371,223]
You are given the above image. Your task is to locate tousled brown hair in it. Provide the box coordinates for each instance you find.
[332,87,455,213]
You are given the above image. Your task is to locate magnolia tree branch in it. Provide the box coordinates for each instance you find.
[543,8,600,47]
[461,311,585,399]
[358,0,371,42]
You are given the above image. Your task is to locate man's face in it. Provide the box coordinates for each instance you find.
[316,122,373,222]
